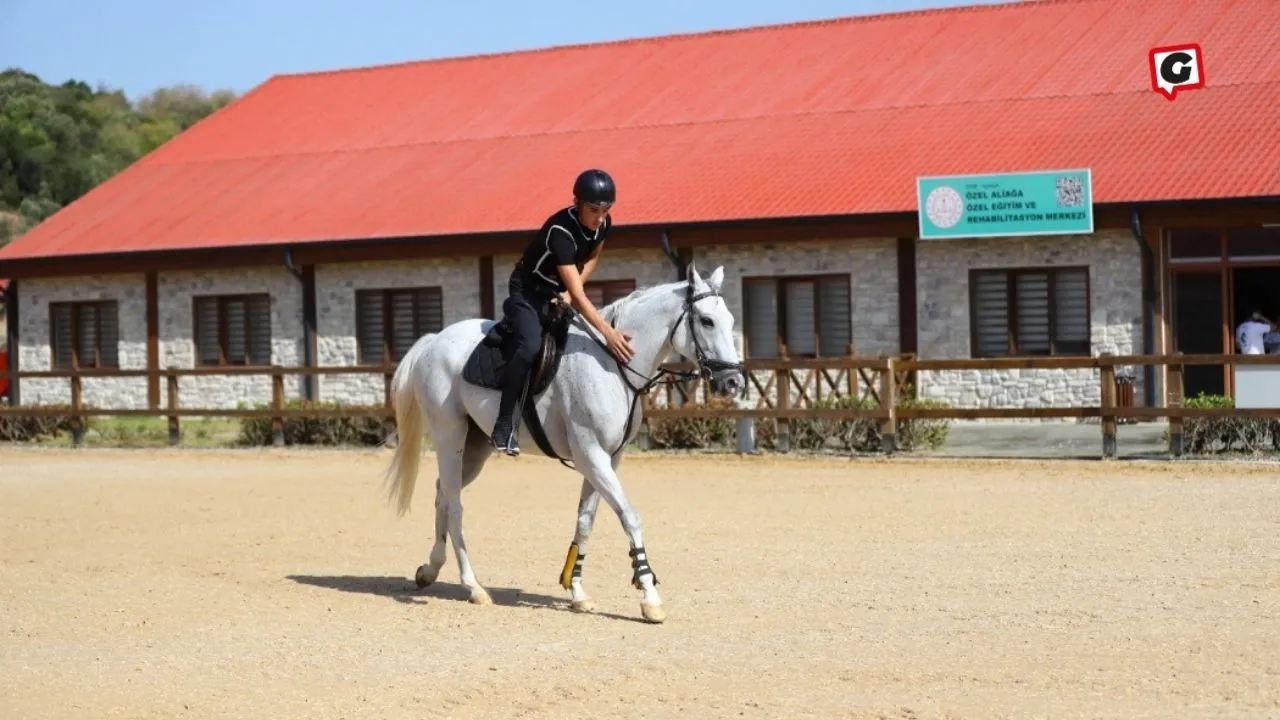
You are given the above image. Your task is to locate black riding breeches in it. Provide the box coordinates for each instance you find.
[495,269,555,422]
[502,268,554,366]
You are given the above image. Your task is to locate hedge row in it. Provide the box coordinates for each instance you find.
[1174,393,1280,455]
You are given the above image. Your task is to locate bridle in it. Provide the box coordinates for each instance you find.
[667,282,747,384]
[550,278,745,467]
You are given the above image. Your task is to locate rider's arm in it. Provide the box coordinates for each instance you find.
[579,243,603,284]
[558,262,612,336]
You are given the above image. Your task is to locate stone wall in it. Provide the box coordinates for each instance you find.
[316,257,481,405]
[159,267,304,410]
[915,230,1144,413]
[17,274,149,408]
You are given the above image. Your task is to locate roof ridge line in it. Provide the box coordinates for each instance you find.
[140,78,1278,168]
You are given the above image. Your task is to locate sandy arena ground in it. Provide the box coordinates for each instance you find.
[1,447,1277,719]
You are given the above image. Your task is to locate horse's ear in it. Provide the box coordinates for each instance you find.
[686,261,701,287]
[707,265,725,293]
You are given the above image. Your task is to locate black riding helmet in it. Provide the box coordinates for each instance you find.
[573,169,616,206]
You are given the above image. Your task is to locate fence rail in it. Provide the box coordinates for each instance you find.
[3,353,1279,457]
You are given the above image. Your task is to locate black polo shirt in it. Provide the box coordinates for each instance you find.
[517,206,611,292]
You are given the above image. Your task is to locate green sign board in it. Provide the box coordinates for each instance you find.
[916,168,1093,239]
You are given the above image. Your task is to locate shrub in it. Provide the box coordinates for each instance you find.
[753,391,952,454]
[644,395,738,450]
[0,405,76,442]
[237,399,389,447]
[1177,393,1279,455]
[897,395,951,451]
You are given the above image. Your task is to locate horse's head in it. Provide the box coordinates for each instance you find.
[670,263,746,398]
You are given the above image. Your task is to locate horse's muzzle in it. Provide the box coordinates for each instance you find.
[708,367,745,398]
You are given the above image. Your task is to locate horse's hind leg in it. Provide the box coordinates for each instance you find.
[415,422,493,589]
[573,442,664,623]
[559,477,601,612]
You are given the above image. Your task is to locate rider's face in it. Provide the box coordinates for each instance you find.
[577,201,611,231]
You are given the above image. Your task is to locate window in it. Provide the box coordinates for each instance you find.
[742,275,852,358]
[584,279,636,308]
[969,267,1090,357]
[50,300,119,369]
[193,294,272,366]
[356,287,444,364]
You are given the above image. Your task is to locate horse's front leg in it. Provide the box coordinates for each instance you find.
[573,443,664,623]
[559,477,601,612]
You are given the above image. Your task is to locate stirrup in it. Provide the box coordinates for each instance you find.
[491,419,520,456]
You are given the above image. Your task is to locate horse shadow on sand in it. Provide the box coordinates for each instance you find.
[284,574,649,624]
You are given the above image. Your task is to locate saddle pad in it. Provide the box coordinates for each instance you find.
[462,340,509,391]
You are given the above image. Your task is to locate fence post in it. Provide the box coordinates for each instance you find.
[1100,355,1117,459]
[880,358,897,453]
[776,347,791,453]
[70,373,84,447]
[1167,357,1184,457]
[271,370,285,446]
[166,371,180,446]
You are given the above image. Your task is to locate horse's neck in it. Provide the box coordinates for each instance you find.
[609,284,683,378]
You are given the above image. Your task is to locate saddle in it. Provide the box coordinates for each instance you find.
[462,300,574,457]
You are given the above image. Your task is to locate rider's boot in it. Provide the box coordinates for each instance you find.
[491,355,531,456]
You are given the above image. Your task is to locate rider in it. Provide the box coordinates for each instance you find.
[489,168,637,456]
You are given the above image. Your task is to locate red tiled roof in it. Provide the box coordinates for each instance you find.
[2,0,1278,263]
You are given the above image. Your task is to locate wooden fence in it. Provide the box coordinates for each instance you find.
[2,354,1279,457]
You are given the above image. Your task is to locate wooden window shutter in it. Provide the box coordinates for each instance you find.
[389,290,417,361]
[356,290,385,364]
[1014,271,1051,354]
[783,279,817,356]
[818,276,851,357]
[743,279,778,358]
[194,297,221,365]
[972,271,1010,357]
[51,304,74,369]
[224,297,248,363]
[98,301,119,367]
[247,295,272,365]
[415,287,444,335]
[1053,268,1090,354]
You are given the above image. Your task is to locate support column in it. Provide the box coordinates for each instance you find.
[146,271,159,408]
[479,255,495,319]
[3,279,17,406]
[301,264,317,402]
[897,236,918,396]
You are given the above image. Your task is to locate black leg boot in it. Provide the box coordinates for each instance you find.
[492,355,531,456]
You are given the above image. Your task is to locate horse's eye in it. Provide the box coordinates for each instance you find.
[699,316,715,328]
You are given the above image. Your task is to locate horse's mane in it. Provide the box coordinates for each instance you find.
[597,279,684,326]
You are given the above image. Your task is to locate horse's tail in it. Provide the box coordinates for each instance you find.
[382,332,437,517]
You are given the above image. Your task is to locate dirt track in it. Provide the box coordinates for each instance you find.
[1,447,1277,719]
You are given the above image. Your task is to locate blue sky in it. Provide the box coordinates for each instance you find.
[3,0,1012,101]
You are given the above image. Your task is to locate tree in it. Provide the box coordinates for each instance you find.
[0,68,238,247]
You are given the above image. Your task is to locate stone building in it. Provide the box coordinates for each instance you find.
[2,0,1278,415]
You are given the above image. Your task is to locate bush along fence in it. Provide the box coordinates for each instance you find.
[2,354,1280,457]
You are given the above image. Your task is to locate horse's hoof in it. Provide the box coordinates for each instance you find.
[570,598,596,613]
[469,588,492,605]
[640,602,666,623]
[415,564,439,589]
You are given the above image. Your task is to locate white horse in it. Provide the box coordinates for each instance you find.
[381,263,746,623]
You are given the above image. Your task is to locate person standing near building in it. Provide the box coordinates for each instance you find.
[1235,310,1275,355]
